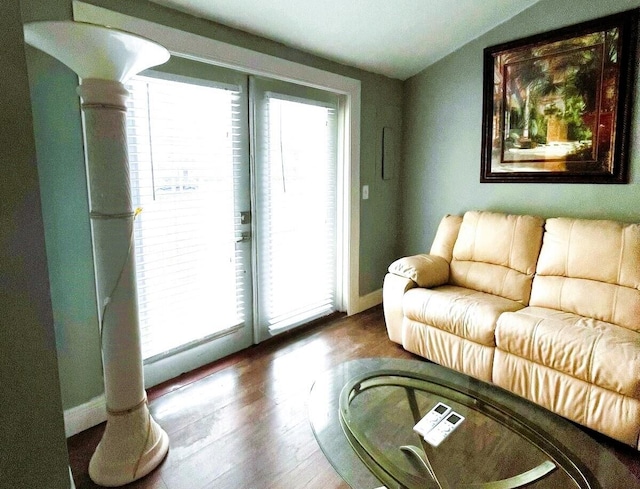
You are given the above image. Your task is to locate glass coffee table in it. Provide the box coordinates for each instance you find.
[309,358,637,489]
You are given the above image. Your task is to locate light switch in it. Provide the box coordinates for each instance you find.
[362,185,369,200]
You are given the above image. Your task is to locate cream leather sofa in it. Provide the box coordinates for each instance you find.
[383,210,640,448]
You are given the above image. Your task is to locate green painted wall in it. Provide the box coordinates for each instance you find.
[26,52,105,409]
[26,0,403,410]
[402,0,640,255]
[1,1,70,486]
[22,0,104,413]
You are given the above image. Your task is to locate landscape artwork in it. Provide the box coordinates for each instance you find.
[481,10,637,183]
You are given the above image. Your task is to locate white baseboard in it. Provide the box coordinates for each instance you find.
[352,288,383,315]
[63,394,106,438]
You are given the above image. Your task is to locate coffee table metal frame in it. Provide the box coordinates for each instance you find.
[309,358,637,489]
[339,369,587,489]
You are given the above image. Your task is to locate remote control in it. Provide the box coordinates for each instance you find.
[413,402,451,437]
[423,411,465,447]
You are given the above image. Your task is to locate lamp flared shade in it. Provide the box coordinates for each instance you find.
[23,21,169,82]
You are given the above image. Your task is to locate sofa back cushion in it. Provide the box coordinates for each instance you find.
[450,211,544,304]
[530,217,640,331]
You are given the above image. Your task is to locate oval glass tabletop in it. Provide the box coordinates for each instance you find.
[309,358,638,489]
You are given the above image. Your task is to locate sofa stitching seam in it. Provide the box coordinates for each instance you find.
[504,218,517,299]
[611,287,619,327]
[586,327,601,393]
[499,268,509,301]
[584,382,593,427]
[566,220,574,278]
[613,229,625,322]
[530,317,543,366]
[472,213,479,261]
[510,217,518,271]
[558,220,574,311]
[528,347,535,405]
[584,328,602,426]
[618,228,625,284]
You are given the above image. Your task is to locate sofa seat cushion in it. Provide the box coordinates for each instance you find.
[496,306,640,398]
[403,285,525,347]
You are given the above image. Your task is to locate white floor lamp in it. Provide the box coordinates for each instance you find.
[23,21,170,487]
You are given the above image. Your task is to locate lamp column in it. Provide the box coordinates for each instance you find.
[81,77,169,487]
[23,21,170,487]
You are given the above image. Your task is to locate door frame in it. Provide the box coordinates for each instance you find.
[73,1,365,316]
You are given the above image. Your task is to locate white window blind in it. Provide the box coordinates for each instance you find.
[126,75,246,361]
[254,90,339,336]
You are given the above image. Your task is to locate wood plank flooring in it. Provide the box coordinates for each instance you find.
[67,306,640,488]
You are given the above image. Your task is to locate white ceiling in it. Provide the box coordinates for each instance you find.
[152,0,542,80]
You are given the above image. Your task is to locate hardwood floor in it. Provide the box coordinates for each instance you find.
[68,306,640,488]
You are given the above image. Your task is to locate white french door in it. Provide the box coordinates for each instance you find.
[251,78,340,342]
[126,61,253,386]
[125,62,340,386]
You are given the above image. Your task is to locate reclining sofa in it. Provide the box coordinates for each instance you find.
[383,210,640,449]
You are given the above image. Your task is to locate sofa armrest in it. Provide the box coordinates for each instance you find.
[383,273,417,344]
[387,254,450,288]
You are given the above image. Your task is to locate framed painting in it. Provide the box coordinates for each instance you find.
[481,10,638,183]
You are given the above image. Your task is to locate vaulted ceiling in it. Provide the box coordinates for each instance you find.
[152,0,542,80]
